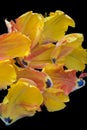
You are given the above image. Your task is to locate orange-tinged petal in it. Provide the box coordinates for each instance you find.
[25,43,55,69]
[43,88,69,112]
[0,60,16,89]
[16,66,53,91]
[0,78,43,125]
[39,10,75,44]
[9,11,44,49]
[43,64,77,94]
[0,32,31,60]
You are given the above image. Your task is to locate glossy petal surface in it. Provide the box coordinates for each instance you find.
[0,60,16,89]
[10,11,44,48]
[43,88,69,112]
[39,10,75,44]
[0,32,31,60]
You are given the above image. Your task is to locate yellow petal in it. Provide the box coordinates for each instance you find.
[61,33,84,48]
[63,46,87,71]
[0,32,31,60]
[12,11,44,48]
[39,10,75,44]
[51,33,84,61]
[0,78,43,125]
[8,78,43,106]
[43,88,69,112]
[51,33,86,71]
[44,96,66,112]
[0,60,16,89]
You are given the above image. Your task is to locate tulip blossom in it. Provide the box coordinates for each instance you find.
[0,10,87,125]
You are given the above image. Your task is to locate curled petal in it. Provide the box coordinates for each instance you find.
[79,73,87,78]
[43,88,69,112]
[51,33,84,62]
[56,33,83,48]
[43,64,77,94]
[39,10,75,44]
[0,78,43,125]
[5,19,14,33]
[6,11,44,49]
[51,33,87,71]
[0,32,31,60]
[0,60,16,89]
[16,66,53,91]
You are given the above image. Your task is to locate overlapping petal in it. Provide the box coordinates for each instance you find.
[51,33,87,71]
[39,10,75,44]
[5,11,44,48]
[15,66,53,91]
[43,88,69,112]
[43,64,77,94]
[0,10,86,125]
[0,78,43,125]
[25,43,55,69]
[62,46,87,71]
[51,33,84,62]
[0,60,16,89]
[0,32,31,60]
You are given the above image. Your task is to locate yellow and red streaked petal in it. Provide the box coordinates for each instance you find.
[0,78,43,125]
[16,66,53,91]
[43,64,77,94]
[0,60,16,89]
[39,10,75,44]
[0,32,31,60]
[43,88,69,112]
[25,43,55,69]
[51,33,84,62]
[10,11,44,49]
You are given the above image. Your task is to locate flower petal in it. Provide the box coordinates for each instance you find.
[43,88,69,112]
[16,66,53,91]
[0,60,16,89]
[51,33,84,62]
[8,11,44,49]
[25,43,55,69]
[62,46,87,71]
[0,32,31,60]
[39,10,75,44]
[43,64,77,94]
[51,33,87,71]
[0,78,43,125]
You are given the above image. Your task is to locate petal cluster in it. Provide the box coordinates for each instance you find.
[0,10,87,125]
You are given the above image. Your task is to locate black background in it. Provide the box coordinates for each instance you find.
[0,0,87,129]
